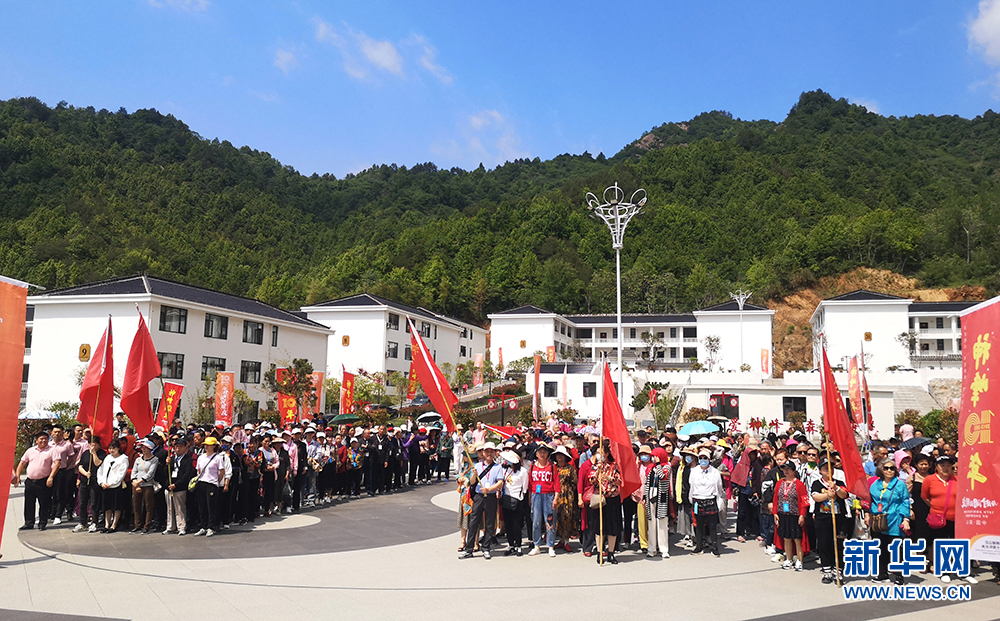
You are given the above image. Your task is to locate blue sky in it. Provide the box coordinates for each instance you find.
[3,1,1000,176]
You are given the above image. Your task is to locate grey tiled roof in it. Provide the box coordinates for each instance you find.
[826,289,908,302]
[908,301,980,313]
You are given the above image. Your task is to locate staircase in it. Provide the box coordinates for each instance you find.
[891,386,940,416]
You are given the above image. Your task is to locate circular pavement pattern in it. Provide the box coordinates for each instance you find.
[18,482,456,560]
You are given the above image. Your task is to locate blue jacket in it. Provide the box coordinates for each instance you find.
[869,477,910,537]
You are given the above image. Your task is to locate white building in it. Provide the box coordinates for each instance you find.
[300,293,488,388]
[25,275,330,422]
[811,290,977,371]
[488,302,774,373]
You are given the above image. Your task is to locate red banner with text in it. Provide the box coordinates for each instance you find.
[0,276,28,555]
[155,382,184,430]
[847,356,864,424]
[958,299,1000,561]
[310,371,324,415]
[214,372,234,427]
[275,367,298,424]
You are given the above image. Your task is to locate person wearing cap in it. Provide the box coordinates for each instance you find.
[129,439,160,534]
[275,432,292,513]
[552,445,578,554]
[259,434,279,516]
[164,436,195,535]
[150,431,170,533]
[689,446,724,557]
[810,457,848,583]
[193,437,225,536]
[346,436,364,498]
[499,450,529,556]
[460,441,504,560]
[641,444,672,559]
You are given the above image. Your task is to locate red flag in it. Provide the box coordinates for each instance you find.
[601,361,641,498]
[275,367,298,423]
[78,318,115,448]
[341,367,355,414]
[155,382,184,429]
[847,356,864,424]
[406,359,418,400]
[408,318,459,433]
[120,311,161,438]
[862,374,873,430]
[0,276,29,552]
[484,424,517,439]
[310,372,324,416]
[820,348,871,503]
[648,388,658,406]
[214,371,235,427]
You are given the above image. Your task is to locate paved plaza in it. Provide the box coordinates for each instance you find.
[1,483,998,621]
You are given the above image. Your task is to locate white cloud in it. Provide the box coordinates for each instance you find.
[355,33,403,75]
[274,49,297,75]
[969,0,1000,66]
[469,109,504,129]
[249,90,280,103]
[850,98,880,114]
[405,34,453,85]
[147,0,209,12]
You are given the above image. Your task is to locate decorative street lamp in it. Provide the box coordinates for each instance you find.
[587,183,646,414]
[729,289,752,369]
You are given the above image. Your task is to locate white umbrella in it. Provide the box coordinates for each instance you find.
[416,412,442,423]
[19,410,57,420]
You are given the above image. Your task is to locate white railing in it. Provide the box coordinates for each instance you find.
[21,382,28,399]
[683,338,698,343]
[917,328,957,335]
[24,347,31,356]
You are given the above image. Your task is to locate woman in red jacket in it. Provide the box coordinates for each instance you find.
[773,460,809,571]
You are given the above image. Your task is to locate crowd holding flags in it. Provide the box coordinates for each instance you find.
[78,317,115,448]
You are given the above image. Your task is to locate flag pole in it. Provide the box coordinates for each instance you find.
[598,353,605,565]
[825,432,842,587]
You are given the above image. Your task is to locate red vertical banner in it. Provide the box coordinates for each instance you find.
[546,345,556,363]
[406,360,418,400]
[760,349,769,375]
[275,367,298,423]
[155,382,184,429]
[498,347,503,370]
[340,370,355,415]
[847,356,864,424]
[473,353,484,387]
[310,371,324,416]
[214,371,234,427]
[0,276,28,554]
[533,353,541,422]
[958,299,1000,562]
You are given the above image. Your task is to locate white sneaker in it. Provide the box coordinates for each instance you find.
[965,576,979,585]
[206,529,215,537]
[662,551,670,559]
[548,548,556,557]
[53,517,62,526]
[87,524,97,533]
[794,559,803,572]
[72,524,84,533]
[940,575,951,584]
[177,530,186,536]
[771,553,785,563]
[286,508,292,514]
[194,529,207,536]
[782,560,792,570]
[764,545,776,556]
[528,548,540,556]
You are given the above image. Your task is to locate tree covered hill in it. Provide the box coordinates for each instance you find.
[1,90,999,324]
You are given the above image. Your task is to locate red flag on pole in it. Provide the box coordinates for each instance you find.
[408,318,459,433]
[601,361,641,498]
[155,382,184,430]
[406,359,419,400]
[847,356,864,424]
[120,310,161,438]
[78,317,115,448]
[0,275,29,553]
[341,366,355,415]
[820,348,871,502]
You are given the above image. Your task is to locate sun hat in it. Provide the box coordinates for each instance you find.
[638,445,653,455]
[481,441,497,451]
[552,446,572,460]
[203,437,219,446]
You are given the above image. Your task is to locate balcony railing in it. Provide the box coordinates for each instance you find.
[24,347,31,356]
[21,382,28,399]
[910,353,962,362]
[916,328,957,335]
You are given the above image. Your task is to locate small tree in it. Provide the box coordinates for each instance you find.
[323,377,341,414]
[787,410,807,433]
[684,407,710,423]
[641,331,665,367]
[505,356,534,375]
[263,358,318,420]
[439,362,454,385]
[895,330,918,355]
[386,370,409,408]
[702,335,721,371]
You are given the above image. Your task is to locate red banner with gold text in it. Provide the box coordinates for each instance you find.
[847,356,864,424]
[276,367,298,424]
[310,371,324,416]
[0,276,28,555]
[155,382,184,430]
[958,299,1000,562]
[214,372,234,427]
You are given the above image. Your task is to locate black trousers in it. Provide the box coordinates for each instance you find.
[501,498,523,549]
[437,456,451,480]
[815,514,843,570]
[154,487,167,529]
[394,460,406,488]
[241,477,259,521]
[805,512,817,551]
[196,482,220,530]
[261,471,276,512]
[694,504,720,554]
[78,483,98,526]
[24,478,53,527]
[52,469,74,518]
[292,472,305,510]
[350,469,363,496]
[876,533,898,578]
[622,497,639,549]
[465,493,498,552]
[581,505,598,553]
[736,492,759,538]
[370,461,388,494]
[408,458,420,485]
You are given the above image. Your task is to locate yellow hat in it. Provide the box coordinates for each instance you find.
[203,437,219,446]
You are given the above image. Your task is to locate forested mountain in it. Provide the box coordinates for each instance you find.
[2,90,999,324]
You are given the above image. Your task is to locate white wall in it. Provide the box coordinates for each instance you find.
[694,311,773,374]
[814,302,910,371]
[489,315,556,368]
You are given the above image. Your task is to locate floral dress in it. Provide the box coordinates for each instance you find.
[555,464,579,540]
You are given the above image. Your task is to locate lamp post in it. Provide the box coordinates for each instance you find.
[730,289,752,370]
[587,183,646,414]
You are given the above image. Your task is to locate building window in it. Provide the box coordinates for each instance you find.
[583,382,597,397]
[387,313,399,330]
[937,339,945,351]
[158,352,184,379]
[683,327,697,338]
[561,325,566,335]
[204,313,228,339]
[656,332,664,339]
[461,328,468,338]
[405,321,411,333]
[908,318,914,329]
[683,347,697,359]
[670,347,677,359]
[629,327,636,339]
[240,360,261,384]
[670,327,677,339]
[25,328,32,350]
[920,343,930,351]
[201,356,226,380]
[919,322,928,330]
[159,306,187,334]
[434,325,438,339]
[782,396,807,420]
[271,325,278,347]
[387,341,399,359]
[404,345,412,361]
[243,320,264,344]
[544,382,558,398]
[612,328,618,339]
[600,332,607,340]
[421,322,431,338]
[656,350,665,359]
[936,317,944,329]
[460,345,467,357]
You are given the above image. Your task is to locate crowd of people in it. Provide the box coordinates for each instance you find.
[10,415,998,586]
[12,416,456,538]
[453,419,998,585]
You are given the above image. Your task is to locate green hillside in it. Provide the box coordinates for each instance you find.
[2,90,999,323]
